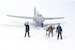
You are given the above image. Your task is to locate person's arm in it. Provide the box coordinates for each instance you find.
[28,25,30,31]
[60,26,62,31]
[60,27,62,33]
[24,23,26,26]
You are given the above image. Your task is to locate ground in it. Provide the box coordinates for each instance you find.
[0,16,75,50]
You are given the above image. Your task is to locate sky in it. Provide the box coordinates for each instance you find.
[0,0,75,17]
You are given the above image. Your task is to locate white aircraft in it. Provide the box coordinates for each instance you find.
[7,7,64,27]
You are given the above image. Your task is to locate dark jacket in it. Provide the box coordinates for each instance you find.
[56,26,62,33]
[24,24,30,32]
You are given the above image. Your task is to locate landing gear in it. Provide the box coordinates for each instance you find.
[35,22,43,27]
[35,23,38,27]
[41,23,43,27]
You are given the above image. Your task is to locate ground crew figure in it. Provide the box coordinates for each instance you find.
[56,23,62,40]
[24,22,30,37]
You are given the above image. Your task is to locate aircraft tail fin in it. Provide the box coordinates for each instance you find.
[34,7,36,15]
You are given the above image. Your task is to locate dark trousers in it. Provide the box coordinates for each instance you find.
[25,31,30,37]
[57,32,62,39]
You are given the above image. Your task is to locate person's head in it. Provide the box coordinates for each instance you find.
[58,23,60,26]
[27,22,29,25]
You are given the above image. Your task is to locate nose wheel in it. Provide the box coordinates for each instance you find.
[33,21,38,27]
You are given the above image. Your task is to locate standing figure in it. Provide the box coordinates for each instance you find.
[56,23,62,40]
[24,22,30,37]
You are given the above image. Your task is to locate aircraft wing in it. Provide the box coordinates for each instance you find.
[44,17,64,20]
[7,15,34,19]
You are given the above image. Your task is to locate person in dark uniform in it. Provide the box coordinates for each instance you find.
[56,23,62,40]
[24,22,30,37]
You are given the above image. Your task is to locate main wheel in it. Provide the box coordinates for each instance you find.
[41,23,43,27]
